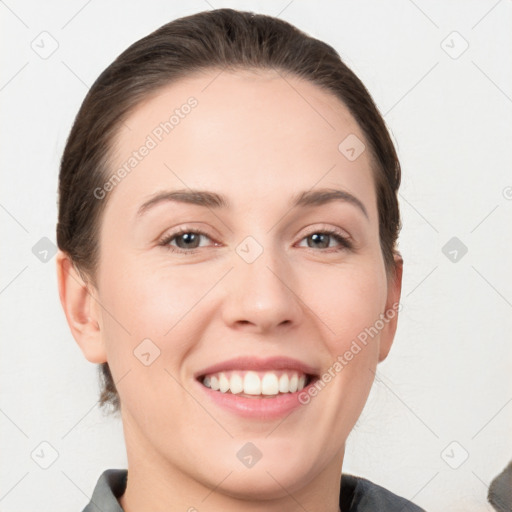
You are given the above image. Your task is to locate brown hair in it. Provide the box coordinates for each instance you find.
[57,8,401,412]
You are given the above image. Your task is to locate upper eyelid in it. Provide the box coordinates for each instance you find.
[161,224,350,238]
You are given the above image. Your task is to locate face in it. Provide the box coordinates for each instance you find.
[83,69,401,499]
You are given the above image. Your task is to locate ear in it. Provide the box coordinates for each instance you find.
[56,250,107,363]
[378,253,403,363]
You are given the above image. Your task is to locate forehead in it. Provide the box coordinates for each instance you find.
[105,68,377,221]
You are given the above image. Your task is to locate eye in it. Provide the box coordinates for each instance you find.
[158,226,353,254]
[158,228,217,254]
[297,228,353,251]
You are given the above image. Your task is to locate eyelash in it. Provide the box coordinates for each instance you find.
[158,226,353,254]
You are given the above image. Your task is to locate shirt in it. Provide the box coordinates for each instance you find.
[82,469,426,511]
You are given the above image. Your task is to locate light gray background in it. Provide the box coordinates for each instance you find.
[1,1,511,511]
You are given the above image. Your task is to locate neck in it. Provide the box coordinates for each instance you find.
[119,416,344,512]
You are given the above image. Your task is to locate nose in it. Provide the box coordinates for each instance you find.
[221,243,303,334]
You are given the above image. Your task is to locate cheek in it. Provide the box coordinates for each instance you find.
[96,255,215,373]
[302,261,387,353]
[94,261,195,422]
[290,263,387,445]
[100,250,206,329]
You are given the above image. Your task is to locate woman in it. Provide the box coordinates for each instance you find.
[56,8,423,511]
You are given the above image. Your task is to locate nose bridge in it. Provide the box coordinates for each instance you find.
[222,234,303,332]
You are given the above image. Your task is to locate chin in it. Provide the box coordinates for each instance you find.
[192,439,331,502]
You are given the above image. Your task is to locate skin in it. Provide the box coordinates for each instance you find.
[57,68,402,512]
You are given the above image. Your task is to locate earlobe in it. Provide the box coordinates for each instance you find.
[56,250,107,363]
[378,253,403,363]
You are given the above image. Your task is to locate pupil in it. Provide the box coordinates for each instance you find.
[178,233,199,248]
[310,233,328,249]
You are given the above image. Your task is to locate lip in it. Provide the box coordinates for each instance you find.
[194,356,319,420]
[194,356,319,379]
[196,382,314,419]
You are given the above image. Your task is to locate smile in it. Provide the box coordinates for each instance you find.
[195,356,319,418]
[201,370,310,397]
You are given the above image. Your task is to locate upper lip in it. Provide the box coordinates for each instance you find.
[195,356,319,379]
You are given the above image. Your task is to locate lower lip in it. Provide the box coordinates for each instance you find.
[196,379,314,420]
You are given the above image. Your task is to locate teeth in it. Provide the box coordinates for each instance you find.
[210,375,219,391]
[244,371,261,395]
[230,373,243,394]
[261,373,279,395]
[278,373,289,393]
[219,373,230,393]
[289,373,298,393]
[201,370,309,395]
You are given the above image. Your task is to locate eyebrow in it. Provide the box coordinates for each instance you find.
[136,187,368,219]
